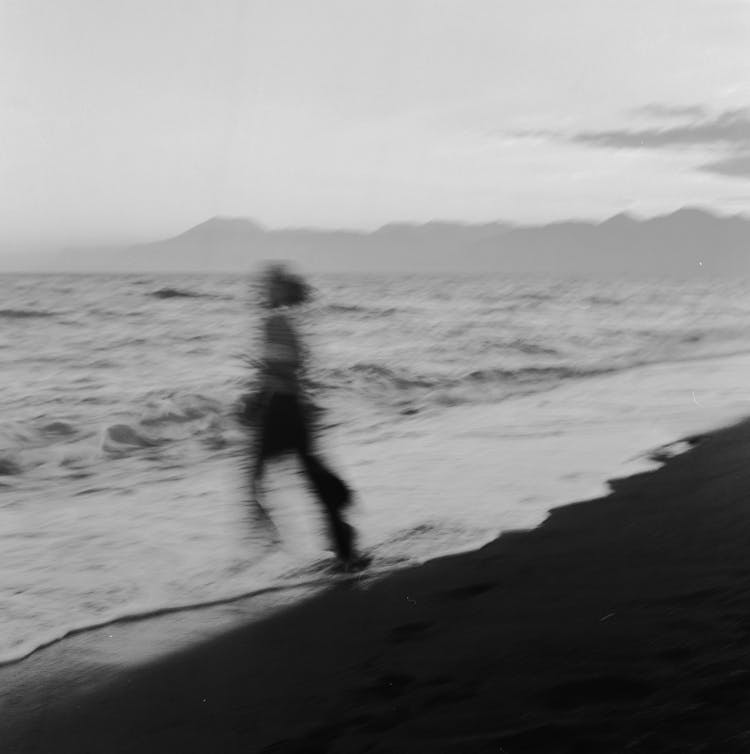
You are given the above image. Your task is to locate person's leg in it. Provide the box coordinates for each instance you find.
[300,452,356,562]
[247,394,286,539]
[289,396,359,563]
[249,395,272,500]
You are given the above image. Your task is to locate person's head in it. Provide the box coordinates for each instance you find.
[260,263,311,309]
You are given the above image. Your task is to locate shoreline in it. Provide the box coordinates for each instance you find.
[4,342,750,675]
[6,418,750,751]
[0,394,707,672]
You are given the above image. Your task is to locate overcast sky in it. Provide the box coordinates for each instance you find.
[1,0,749,247]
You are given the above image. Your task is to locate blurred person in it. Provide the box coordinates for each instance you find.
[241,263,367,571]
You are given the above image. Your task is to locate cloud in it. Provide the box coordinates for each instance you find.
[518,105,750,181]
[505,104,750,181]
[633,103,709,120]
[699,153,750,178]
[572,109,750,150]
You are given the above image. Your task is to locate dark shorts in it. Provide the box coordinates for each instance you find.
[245,390,354,537]
[255,392,312,459]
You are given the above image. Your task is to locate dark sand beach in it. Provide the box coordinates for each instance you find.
[5,419,750,753]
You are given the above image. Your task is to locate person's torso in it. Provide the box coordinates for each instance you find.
[262,311,302,395]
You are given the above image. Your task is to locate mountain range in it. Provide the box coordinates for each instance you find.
[7,207,750,277]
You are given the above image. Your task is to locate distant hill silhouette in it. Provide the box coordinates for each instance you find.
[36,207,750,277]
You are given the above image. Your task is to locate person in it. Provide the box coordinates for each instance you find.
[243,263,366,571]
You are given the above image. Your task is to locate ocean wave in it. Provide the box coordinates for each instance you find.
[101,424,163,452]
[316,361,612,397]
[139,393,224,426]
[0,308,56,319]
[319,363,437,392]
[465,365,614,383]
[680,332,703,344]
[149,287,211,299]
[506,339,560,356]
[585,294,624,306]
[319,303,399,317]
[0,514,502,668]
[515,291,555,303]
[3,392,238,470]
[0,553,415,667]
[40,421,77,437]
[0,455,22,475]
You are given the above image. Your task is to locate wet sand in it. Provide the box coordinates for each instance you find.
[5,419,750,752]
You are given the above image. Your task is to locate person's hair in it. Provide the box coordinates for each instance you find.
[263,263,311,307]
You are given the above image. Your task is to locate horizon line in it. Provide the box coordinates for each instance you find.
[2,204,749,255]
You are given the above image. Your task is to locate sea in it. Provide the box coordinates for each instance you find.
[3,272,750,666]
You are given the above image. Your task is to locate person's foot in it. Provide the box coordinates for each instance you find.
[335,552,372,574]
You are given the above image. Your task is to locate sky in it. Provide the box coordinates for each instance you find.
[1,0,750,247]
